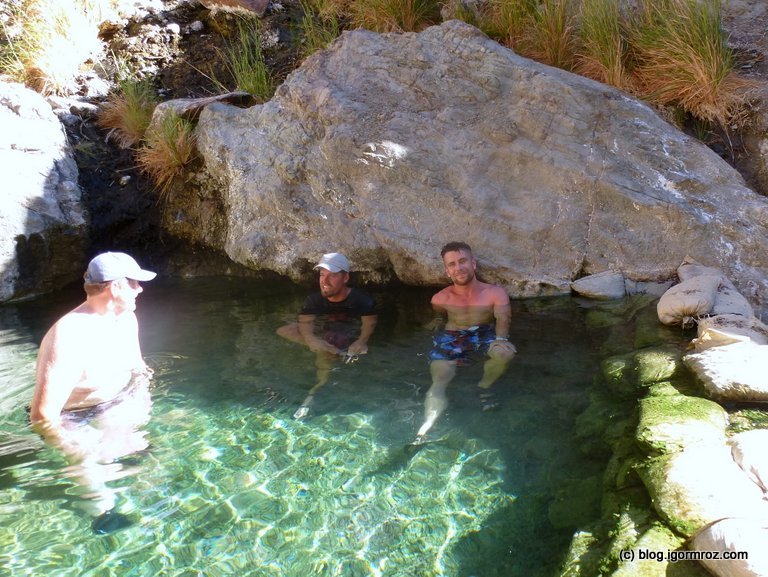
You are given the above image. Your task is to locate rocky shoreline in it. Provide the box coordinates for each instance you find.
[3,2,768,576]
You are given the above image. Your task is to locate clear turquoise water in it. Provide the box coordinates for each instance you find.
[0,278,622,577]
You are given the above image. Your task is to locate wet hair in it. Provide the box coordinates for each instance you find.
[440,241,473,258]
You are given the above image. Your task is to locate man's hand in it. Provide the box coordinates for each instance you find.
[346,340,369,356]
[488,340,516,357]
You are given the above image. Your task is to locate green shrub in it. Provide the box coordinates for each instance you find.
[215,16,276,101]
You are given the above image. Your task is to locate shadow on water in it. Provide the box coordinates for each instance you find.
[1,276,623,576]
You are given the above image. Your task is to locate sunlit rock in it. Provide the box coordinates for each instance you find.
[635,393,727,454]
[638,443,768,537]
[194,20,768,305]
[684,341,768,401]
[610,523,688,577]
[0,81,89,302]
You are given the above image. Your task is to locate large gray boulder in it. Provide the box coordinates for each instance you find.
[0,82,89,301]
[194,20,768,303]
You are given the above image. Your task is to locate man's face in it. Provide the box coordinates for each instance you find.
[443,249,476,286]
[319,268,349,299]
[111,277,143,313]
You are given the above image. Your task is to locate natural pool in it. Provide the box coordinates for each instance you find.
[0,277,628,577]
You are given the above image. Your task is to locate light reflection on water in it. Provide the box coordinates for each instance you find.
[0,277,628,576]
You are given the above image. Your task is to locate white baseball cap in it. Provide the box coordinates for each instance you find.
[84,252,157,283]
[313,252,350,273]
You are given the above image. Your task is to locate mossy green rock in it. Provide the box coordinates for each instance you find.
[548,475,602,529]
[635,346,683,387]
[601,354,636,397]
[638,444,768,537]
[610,523,709,577]
[636,393,727,454]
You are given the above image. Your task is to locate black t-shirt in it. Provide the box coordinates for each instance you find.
[300,288,377,349]
[300,288,377,318]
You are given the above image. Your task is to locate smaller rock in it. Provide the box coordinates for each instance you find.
[684,341,768,401]
[186,20,205,33]
[571,271,626,300]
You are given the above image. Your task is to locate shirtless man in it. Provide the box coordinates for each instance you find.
[414,242,516,443]
[277,252,377,419]
[29,252,156,531]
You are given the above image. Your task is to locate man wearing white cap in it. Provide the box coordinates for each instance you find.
[29,252,156,532]
[277,252,377,418]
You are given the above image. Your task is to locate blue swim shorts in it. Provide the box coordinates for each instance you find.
[428,325,495,366]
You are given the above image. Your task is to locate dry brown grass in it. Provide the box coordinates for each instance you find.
[136,112,197,199]
[522,0,577,70]
[97,78,158,149]
[630,0,756,127]
[477,0,577,70]
[349,0,442,33]
[0,0,109,95]
[575,0,633,91]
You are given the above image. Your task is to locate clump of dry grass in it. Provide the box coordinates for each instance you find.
[522,0,577,70]
[136,112,197,199]
[575,0,633,90]
[0,0,109,95]
[97,77,158,149]
[475,0,576,70]
[348,0,442,33]
[299,0,344,57]
[630,0,755,128]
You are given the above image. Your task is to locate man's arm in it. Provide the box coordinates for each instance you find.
[298,314,340,354]
[30,322,82,425]
[348,314,377,355]
[492,287,512,339]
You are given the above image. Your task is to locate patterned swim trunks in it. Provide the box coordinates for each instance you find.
[428,325,495,366]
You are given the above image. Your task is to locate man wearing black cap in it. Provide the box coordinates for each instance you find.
[29,252,156,532]
[277,252,377,418]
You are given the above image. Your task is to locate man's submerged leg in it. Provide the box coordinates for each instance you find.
[413,359,456,443]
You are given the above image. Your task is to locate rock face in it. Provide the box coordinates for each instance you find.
[0,82,89,302]
[194,20,768,303]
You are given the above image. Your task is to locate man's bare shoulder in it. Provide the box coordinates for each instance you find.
[481,282,510,303]
[431,286,453,305]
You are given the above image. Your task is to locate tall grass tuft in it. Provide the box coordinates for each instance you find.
[479,0,576,70]
[475,0,537,47]
[576,0,632,90]
[214,16,276,101]
[97,77,158,149]
[630,0,754,127]
[522,0,577,70]
[299,0,344,57]
[349,0,442,33]
[136,112,197,199]
[0,0,108,94]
